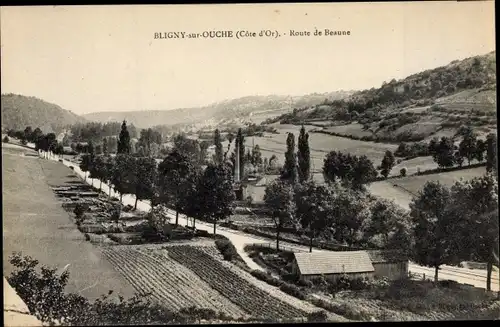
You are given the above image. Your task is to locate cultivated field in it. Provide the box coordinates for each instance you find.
[222,124,397,173]
[166,245,308,321]
[322,123,375,138]
[2,144,136,300]
[368,166,488,209]
[101,245,248,318]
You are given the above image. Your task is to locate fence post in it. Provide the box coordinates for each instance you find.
[423,273,425,281]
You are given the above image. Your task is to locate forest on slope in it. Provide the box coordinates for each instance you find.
[1,94,86,134]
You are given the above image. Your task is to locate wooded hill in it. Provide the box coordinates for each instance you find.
[82,91,355,129]
[267,51,497,143]
[1,94,86,134]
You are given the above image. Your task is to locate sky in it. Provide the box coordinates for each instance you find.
[0,2,495,115]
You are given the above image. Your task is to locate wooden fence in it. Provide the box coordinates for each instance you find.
[248,242,309,253]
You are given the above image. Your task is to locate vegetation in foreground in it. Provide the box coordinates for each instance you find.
[8,252,325,325]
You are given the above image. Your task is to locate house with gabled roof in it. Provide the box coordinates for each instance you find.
[291,251,375,282]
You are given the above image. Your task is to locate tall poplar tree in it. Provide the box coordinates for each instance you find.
[213,129,224,165]
[281,132,298,183]
[235,128,245,179]
[117,120,131,154]
[297,125,311,182]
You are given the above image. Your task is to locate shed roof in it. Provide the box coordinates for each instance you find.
[366,250,409,264]
[293,251,374,275]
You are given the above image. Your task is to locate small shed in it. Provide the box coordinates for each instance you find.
[366,250,409,280]
[292,251,375,282]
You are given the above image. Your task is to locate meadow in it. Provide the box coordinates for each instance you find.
[222,124,397,173]
[368,166,487,209]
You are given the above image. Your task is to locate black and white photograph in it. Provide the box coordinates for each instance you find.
[1,2,498,325]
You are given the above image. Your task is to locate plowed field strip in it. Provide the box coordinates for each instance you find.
[166,245,308,320]
[134,249,245,317]
[102,247,179,307]
[101,247,246,317]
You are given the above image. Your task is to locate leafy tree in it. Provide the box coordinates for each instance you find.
[130,157,157,210]
[433,137,455,168]
[117,120,131,154]
[251,145,263,171]
[138,128,162,157]
[323,151,377,189]
[297,125,311,182]
[447,174,499,290]
[196,163,235,235]
[79,154,92,180]
[87,140,95,155]
[458,127,477,165]
[332,189,371,248]
[110,154,134,204]
[428,137,439,157]
[264,179,296,250]
[295,181,336,252]
[3,135,9,143]
[486,133,497,173]
[102,155,115,199]
[88,155,106,191]
[474,139,486,162]
[172,134,204,167]
[400,167,407,177]
[365,199,414,253]
[54,143,64,158]
[410,181,452,283]
[280,132,298,183]
[380,150,396,178]
[158,149,198,226]
[213,129,224,165]
[31,128,43,144]
[454,150,464,168]
[102,138,108,154]
[23,126,33,142]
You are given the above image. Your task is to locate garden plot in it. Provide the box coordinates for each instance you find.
[194,245,348,321]
[101,246,248,318]
[322,279,500,321]
[166,245,309,321]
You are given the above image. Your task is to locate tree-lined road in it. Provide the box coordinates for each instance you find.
[43,150,499,292]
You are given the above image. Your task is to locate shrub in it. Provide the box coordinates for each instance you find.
[297,278,314,288]
[215,238,238,261]
[307,310,328,322]
[250,269,284,287]
[279,283,307,300]
[84,233,90,241]
[3,136,9,143]
[400,167,407,177]
[311,275,328,288]
[73,203,88,220]
[110,205,121,222]
[335,274,351,291]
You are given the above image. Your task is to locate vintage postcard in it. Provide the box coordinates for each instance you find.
[1,2,498,325]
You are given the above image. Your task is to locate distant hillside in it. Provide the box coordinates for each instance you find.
[1,94,86,134]
[82,91,354,129]
[268,51,497,143]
